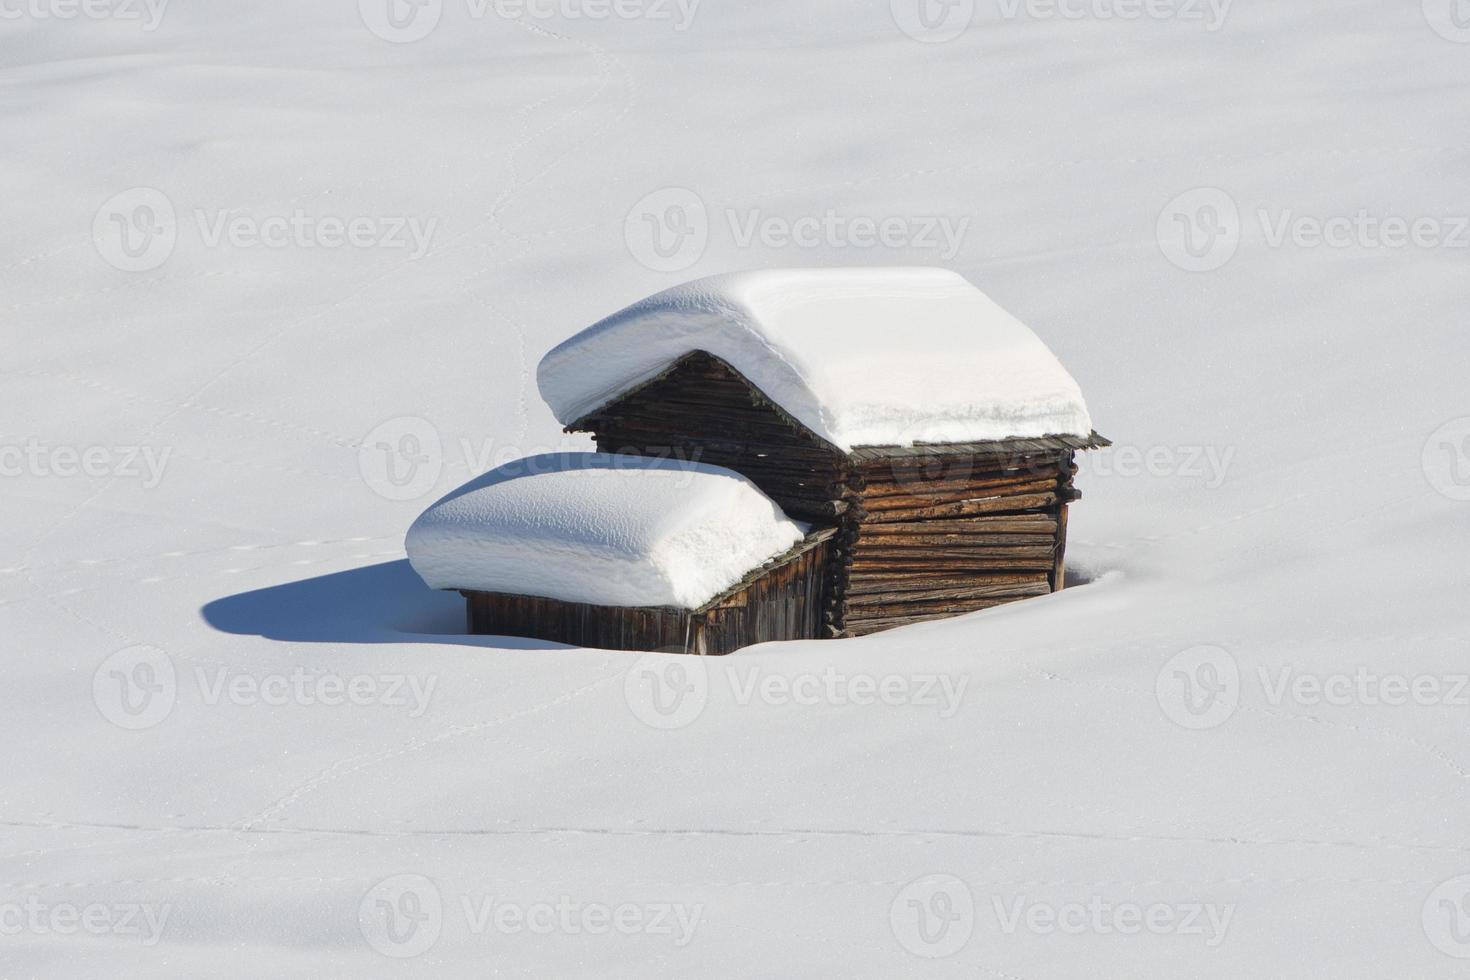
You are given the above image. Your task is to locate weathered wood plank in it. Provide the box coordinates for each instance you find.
[845,571,1049,590]
[843,580,1052,606]
[859,492,1057,523]
[855,516,1058,536]
[860,460,1062,486]
[859,479,1060,513]
[852,532,1058,548]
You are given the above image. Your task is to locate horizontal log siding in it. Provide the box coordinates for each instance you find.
[838,450,1077,636]
[576,353,852,522]
[567,349,1091,640]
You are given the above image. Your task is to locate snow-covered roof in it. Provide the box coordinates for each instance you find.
[406,453,808,610]
[537,268,1094,452]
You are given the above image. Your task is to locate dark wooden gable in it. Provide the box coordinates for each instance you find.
[567,350,854,522]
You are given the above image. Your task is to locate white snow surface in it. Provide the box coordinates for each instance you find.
[6,2,1470,977]
[537,267,1094,449]
[406,454,806,609]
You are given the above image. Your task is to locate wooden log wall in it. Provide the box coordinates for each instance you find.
[837,449,1077,636]
[463,531,832,655]
[569,350,1095,641]
[579,353,854,522]
[695,531,832,654]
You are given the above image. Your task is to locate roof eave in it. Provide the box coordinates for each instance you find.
[565,350,1109,462]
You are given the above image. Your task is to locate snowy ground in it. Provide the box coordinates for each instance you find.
[4,0,1470,975]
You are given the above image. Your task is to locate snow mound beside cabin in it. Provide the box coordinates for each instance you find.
[536,268,1094,451]
[406,453,808,610]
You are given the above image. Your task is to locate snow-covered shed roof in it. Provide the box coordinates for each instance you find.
[536,268,1094,453]
[406,453,808,610]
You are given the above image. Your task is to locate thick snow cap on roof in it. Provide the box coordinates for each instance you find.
[406,453,807,610]
[537,268,1094,452]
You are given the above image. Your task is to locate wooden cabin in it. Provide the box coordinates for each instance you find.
[407,452,833,653]
[538,268,1108,639]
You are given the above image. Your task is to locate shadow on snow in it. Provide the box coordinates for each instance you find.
[200,559,563,648]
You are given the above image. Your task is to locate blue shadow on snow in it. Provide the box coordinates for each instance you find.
[200,559,562,648]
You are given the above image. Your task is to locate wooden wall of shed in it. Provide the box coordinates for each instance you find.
[569,351,1090,640]
[466,592,692,650]
[834,449,1078,636]
[574,353,854,522]
[697,536,830,654]
[462,535,831,655]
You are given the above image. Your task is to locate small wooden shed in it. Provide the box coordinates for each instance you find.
[538,268,1109,638]
[406,453,833,653]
